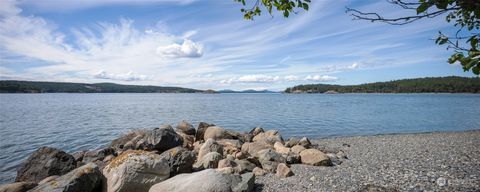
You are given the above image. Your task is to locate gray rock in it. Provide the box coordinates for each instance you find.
[15,147,76,183]
[0,182,37,192]
[193,152,223,170]
[257,149,286,163]
[284,137,299,148]
[298,137,311,148]
[249,127,264,137]
[159,147,196,176]
[176,120,196,135]
[103,150,170,192]
[198,138,223,160]
[285,153,301,164]
[260,161,279,173]
[252,130,284,146]
[241,142,272,157]
[110,128,183,153]
[29,163,101,192]
[146,128,184,152]
[149,169,254,192]
[195,122,215,142]
[234,159,257,173]
[82,147,115,163]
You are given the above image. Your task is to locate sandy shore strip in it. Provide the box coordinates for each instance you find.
[255,130,480,192]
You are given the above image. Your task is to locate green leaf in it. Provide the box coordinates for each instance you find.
[303,3,309,11]
[416,3,430,14]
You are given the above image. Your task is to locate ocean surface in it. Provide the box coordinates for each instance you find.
[1,93,479,183]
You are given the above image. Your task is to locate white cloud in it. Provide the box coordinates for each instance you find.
[347,62,359,70]
[305,75,338,82]
[94,70,149,81]
[237,74,280,83]
[284,75,300,81]
[156,39,203,58]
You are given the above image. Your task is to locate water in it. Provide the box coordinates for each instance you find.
[0,93,479,183]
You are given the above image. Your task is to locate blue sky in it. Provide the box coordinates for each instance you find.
[0,0,476,91]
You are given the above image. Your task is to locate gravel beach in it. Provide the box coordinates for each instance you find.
[255,130,480,192]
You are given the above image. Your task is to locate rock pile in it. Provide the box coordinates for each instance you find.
[1,121,344,192]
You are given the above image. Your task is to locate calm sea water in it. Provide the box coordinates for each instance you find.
[0,93,479,183]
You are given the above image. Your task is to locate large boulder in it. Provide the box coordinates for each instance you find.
[299,149,332,166]
[234,159,257,173]
[15,147,76,183]
[149,169,255,192]
[273,142,291,154]
[197,139,223,160]
[217,139,243,157]
[176,120,196,135]
[252,130,283,146]
[0,182,37,192]
[241,142,272,157]
[193,152,223,170]
[176,132,195,150]
[291,145,306,155]
[195,122,215,142]
[204,126,236,140]
[82,147,115,163]
[159,147,196,176]
[110,128,183,153]
[29,163,102,192]
[103,150,170,192]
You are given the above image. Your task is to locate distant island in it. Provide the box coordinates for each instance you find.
[0,81,203,93]
[217,89,278,93]
[285,76,480,94]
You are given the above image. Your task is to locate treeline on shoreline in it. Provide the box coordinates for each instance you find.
[285,76,480,93]
[0,81,203,93]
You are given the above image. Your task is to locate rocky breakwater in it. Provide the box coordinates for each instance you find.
[0,121,347,192]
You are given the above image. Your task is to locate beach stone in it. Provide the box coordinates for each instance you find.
[286,153,301,164]
[274,142,291,154]
[276,163,293,178]
[192,141,203,153]
[145,128,183,152]
[83,147,115,163]
[176,131,195,149]
[235,151,246,159]
[149,169,254,192]
[193,152,223,170]
[29,163,102,192]
[195,122,215,142]
[198,138,223,160]
[15,147,76,183]
[159,147,196,176]
[232,173,255,192]
[299,149,332,166]
[218,158,237,169]
[298,137,311,148]
[204,126,235,140]
[234,159,257,173]
[436,177,447,187]
[252,130,284,145]
[257,149,286,163]
[218,139,243,156]
[37,175,59,185]
[252,167,267,176]
[176,120,196,135]
[216,167,236,174]
[103,150,170,192]
[291,145,306,155]
[249,127,264,137]
[326,153,343,166]
[284,137,299,148]
[0,182,37,192]
[260,161,279,173]
[241,142,272,157]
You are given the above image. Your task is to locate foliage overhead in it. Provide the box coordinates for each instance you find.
[235,0,311,20]
[0,81,204,93]
[285,76,480,93]
[346,0,480,75]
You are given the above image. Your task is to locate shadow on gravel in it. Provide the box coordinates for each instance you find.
[358,184,398,192]
[253,183,264,192]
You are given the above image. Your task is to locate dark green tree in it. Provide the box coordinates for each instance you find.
[346,0,479,75]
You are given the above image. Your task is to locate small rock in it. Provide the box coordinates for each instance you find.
[309,176,316,181]
[0,182,37,192]
[15,147,76,183]
[234,159,257,173]
[249,127,264,137]
[273,142,291,154]
[436,177,447,187]
[299,149,332,166]
[198,138,223,160]
[195,122,215,142]
[176,120,196,135]
[193,152,223,170]
[252,130,284,146]
[235,151,246,159]
[218,158,237,169]
[252,167,267,176]
[276,163,294,178]
[291,145,306,155]
[298,137,311,148]
[260,161,279,173]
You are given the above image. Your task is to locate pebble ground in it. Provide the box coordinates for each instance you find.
[254,130,480,192]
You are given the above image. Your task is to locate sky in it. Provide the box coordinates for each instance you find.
[0,0,476,91]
